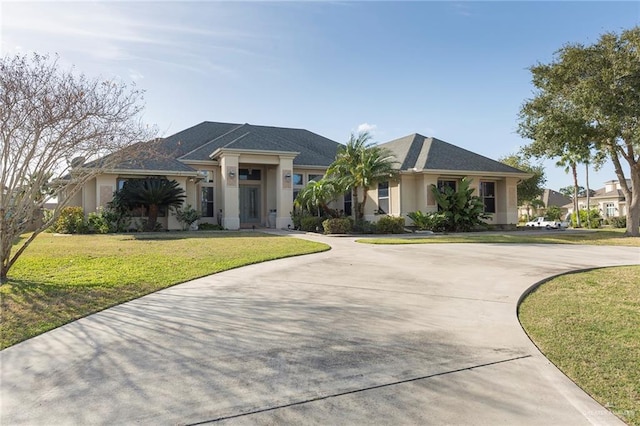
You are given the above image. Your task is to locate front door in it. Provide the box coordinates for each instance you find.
[240,185,261,225]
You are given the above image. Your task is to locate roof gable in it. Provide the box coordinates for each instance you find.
[177,122,341,166]
[380,134,526,174]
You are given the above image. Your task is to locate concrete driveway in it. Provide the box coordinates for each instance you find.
[1,233,638,425]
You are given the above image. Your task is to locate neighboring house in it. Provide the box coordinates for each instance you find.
[517,189,572,219]
[69,122,529,230]
[564,179,630,218]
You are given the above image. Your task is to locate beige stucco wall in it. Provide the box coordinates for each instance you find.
[396,173,520,227]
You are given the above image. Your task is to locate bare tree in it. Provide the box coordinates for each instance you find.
[0,53,154,282]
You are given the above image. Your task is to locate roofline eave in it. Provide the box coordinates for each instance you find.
[399,168,533,180]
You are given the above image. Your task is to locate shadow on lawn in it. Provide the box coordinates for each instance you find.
[128,230,282,241]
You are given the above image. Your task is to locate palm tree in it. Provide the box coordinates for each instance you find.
[556,154,581,227]
[116,178,185,231]
[326,132,398,222]
[294,178,340,218]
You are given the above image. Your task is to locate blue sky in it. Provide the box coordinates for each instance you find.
[2,1,638,191]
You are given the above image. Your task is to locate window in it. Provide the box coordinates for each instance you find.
[437,180,457,193]
[480,181,496,213]
[344,191,352,216]
[239,168,261,181]
[605,203,615,217]
[293,190,300,202]
[198,170,214,183]
[292,173,304,186]
[378,181,390,214]
[308,174,323,183]
[201,186,214,217]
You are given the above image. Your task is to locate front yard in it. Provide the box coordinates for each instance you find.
[519,266,640,426]
[358,229,640,246]
[0,232,329,349]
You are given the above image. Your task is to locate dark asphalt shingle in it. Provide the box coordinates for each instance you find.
[380,133,526,174]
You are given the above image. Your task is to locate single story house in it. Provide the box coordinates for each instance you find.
[564,179,630,219]
[69,121,530,230]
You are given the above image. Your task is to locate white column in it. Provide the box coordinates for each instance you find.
[220,154,240,230]
[276,155,295,229]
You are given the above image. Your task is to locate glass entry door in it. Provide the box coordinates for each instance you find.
[239,185,261,225]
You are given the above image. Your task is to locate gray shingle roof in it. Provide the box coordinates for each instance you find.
[542,189,572,207]
[175,122,341,166]
[380,134,526,174]
[107,121,342,172]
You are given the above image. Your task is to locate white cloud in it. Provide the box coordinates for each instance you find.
[128,69,144,82]
[356,123,377,134]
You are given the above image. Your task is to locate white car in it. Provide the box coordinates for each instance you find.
[524,217,566,229]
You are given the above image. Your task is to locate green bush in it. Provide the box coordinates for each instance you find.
[174,204,201,230]
[322,217,352,234]
[571,209,602,228]
[545,205,563,221]
[376,216,405,234]
[300,216,324,232]
[407,211,447,232]
[87,210,111,234]
[53,207,87,234]
[352,219,377,234]
[609,216,626,228]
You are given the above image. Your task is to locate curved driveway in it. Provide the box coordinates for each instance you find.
[1,232,638,425]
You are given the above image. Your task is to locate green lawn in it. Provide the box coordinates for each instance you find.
[358,229,640,246]
[0,232,329,349]
[519,266,640,426]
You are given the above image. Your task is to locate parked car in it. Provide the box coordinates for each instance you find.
[524,217,567,229]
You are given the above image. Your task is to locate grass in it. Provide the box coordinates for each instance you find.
[0,232,329,349]
[519,266,640,426]
[358,229,640,246]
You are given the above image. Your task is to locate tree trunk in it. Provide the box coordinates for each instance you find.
[609,145,639,237]
[585,162,591,229]
[146,204,159,231]
[352,188,360,222]
[359,188,368,222]
[626,166,640,237]
[572,163,581,227]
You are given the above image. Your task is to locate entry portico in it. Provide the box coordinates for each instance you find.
[213,148,297,230]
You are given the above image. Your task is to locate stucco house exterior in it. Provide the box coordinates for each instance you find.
[564,179,630,219]
[70,121,529,230]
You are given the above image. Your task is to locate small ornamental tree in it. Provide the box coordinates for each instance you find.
[0,53,153,282]
[431,178,489,232]
[114,178,185,231]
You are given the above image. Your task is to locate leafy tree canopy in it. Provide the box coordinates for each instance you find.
[499,154,546,206]
[517,26,640,236]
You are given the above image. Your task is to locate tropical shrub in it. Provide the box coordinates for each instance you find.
[545,205,563,221]
[323,217,352,234]
[570,209,602,228]
[609,216,626,228]
[407,210,447,232]
[376,216,405,234]
[352,219,377,234]
[174,204,201,230]
[52,206,87,234]
[431,178,489,232]
[300,216,324,232]
[87,210,111,234]
[114,178,185,231]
